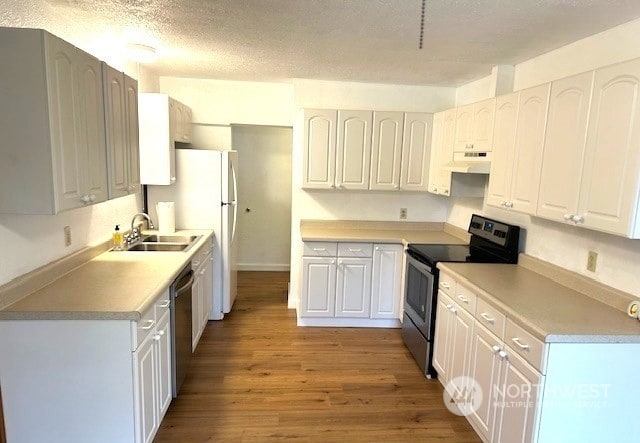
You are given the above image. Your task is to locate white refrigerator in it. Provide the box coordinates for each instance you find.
[148,148,238,319]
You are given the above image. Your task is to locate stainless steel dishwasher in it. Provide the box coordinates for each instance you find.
[171,263,194,397]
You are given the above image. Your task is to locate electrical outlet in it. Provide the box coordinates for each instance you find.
[587,250,598,272]
[64,226,72,247]
[400,208,407,220]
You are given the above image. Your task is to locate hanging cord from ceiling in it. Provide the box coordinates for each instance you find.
[419,0,426,49]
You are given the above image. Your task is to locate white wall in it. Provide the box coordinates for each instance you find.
[159,77,294,126]
[288,79,457,306]
[0,195,142,286]
[447,18,640,297]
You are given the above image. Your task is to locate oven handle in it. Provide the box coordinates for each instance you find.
[405,249,434,275]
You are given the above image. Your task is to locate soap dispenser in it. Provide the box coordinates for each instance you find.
[113,225,124,250]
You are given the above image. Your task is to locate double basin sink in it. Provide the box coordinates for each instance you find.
[125,234,202,252]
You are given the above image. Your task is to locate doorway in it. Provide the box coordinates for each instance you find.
[231,125,292,271]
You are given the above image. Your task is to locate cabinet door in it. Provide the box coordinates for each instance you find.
[400,112,433,191]
[427,111,444,194]
[471,98,495,151]
[155,310,172,419]
[301,257,336,317]
[468,323,503,441]
[45,34,84,211]
[103,64,128,199]
[537,72,593,222]
[302,109,337,189]
[454,103,474,152]
[335,257,372,317]
[438,108,457,195]
[203,254,214,321]
[578,59,640,237]
[370,111,403,190]
[125,75,140,194]
[487,92,519,208]
[510,83,550,215]
[448,304,475,396]
[494,349,543,443]
[134,333,158,443]
[370,244,403,319]
[191,273,203,351]
[336,110,372,190]
[76,52,108,205]
[432,291,454,382]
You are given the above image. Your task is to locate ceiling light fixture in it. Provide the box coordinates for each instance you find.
[419,0,426,49]
[125,43,158,63]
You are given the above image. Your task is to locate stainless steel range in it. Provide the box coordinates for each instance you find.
[402,214,520,378]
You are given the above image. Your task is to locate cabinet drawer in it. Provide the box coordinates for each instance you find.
[338,242,373,257]
[303,242,337,257]
[506,319,547,373]
[192,243,213,269]
[132,305,156,351]
[438,271,456,295]
[454,283,477,315]
[475,298,506,340]
[155,289,171,320]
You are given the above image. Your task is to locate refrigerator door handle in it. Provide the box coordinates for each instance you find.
[230,162,238,243]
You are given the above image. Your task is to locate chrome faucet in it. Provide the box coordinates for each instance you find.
[126,213,155,244]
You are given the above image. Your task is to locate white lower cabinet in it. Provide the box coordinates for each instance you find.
[192,241,214,351]
[0,289,173,443]
[432,278,476,397]
[300,242,402,326]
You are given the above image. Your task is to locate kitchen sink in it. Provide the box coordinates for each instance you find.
[127,243,190,252]
[141,235,200,244]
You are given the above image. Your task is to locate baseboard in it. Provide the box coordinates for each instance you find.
[237,263,290,271]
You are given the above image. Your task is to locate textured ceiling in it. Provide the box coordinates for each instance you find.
[3,0,640,86]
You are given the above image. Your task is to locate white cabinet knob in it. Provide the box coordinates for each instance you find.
[498,350,508,360]
[171,176,176,181]
[80,195,91,204]
[331,259,336,264]
[375,246,380,251]
[492,345,501,354]
[153,334,161,341]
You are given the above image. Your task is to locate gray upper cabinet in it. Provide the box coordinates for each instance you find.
[0,27,109,214]
[103,64,140,199]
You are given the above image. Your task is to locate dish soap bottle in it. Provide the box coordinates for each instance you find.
[113,224,124,250]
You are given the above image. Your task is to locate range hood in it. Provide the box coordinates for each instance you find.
[443,152,492,174]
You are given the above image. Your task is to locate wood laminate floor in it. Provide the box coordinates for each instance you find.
[154,271,481,443]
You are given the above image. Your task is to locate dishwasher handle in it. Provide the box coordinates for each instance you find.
[174,270,195,297]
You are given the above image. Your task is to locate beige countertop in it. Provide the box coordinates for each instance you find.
[300,220,470,245]
[439,261,640,344]
[0,230,213,321]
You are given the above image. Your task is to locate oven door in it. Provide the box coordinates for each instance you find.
[403,250,436,339]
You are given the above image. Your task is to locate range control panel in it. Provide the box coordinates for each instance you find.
[468,214,518,247]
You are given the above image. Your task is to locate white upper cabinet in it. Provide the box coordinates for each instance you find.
[454,98,495,152]
[336,110,372,190]
[103,64,140,198]
[369,111,404,190]
[302,109,337,189]
[577,59,640,237]
[509,83,550,214]
[400,112,433,191]
[486,92,519,208]
[139,94,191,185]
[537,72,594,222]
[0,28,109,214]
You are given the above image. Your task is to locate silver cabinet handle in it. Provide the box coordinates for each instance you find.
[563,213,573,221]
[480,312,495,324]
[511,337,530,350]
[441,282,451,289]
[313,248,326,252]
[348,248,362,252]
[498,350,508,360]
[158,300,170,308]
[140,319,155,330]
[492,345,501,354]
[572,215,584,224]
[457,295,469,304]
